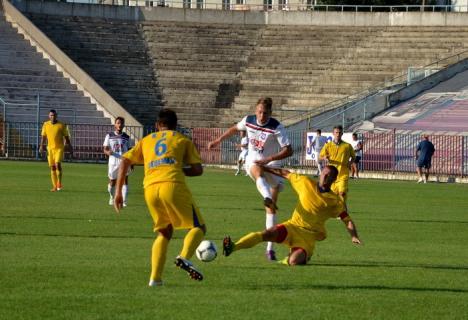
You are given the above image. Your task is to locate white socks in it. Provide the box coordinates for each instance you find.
[122,184,128,203]
[266,213,277,251]
[108,184,114,199]
[256,177,272,199]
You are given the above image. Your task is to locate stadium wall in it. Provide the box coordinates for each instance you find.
[9,0,468,26]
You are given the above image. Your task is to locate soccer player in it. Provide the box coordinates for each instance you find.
[207,97,293,261]
[350,133,363,179]
[235,130,248,176]
[39,109,73,192]
[415,134,435,183]
[113,109,206,286]
[103,117,132,206]
[310,129,328,176]
[319,125,355,201]
[222,165,361,265]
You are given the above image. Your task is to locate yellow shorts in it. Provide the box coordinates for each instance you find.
[47,148,64,166]
[280,221,325,259]
[331,178,349,196]
[144,182,205,232]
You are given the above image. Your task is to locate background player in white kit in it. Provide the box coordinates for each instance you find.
[311,129,329,176]
[103,117,132,206]
[208,97,293,260]
[235,131,248,176]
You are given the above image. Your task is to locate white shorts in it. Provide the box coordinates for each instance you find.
[108,164,131,180]
[238,150,248,162]
[245,163,285,192]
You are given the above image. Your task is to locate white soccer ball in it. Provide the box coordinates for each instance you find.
[195,240,217,262]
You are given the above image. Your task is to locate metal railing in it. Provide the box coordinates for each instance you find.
[58,1,468,12]
[2,121,466,177]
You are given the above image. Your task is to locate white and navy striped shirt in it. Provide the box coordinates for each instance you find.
[103,131,131,166]
[237,115,290,167]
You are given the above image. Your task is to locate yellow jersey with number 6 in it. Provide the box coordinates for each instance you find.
[123,130,201,188]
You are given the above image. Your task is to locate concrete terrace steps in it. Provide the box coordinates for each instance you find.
[27,13,163,126]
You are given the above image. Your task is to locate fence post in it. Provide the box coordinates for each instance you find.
[35,94,40,160]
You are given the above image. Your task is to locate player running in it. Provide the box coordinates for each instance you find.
[208,97,293,261]
[103,117,132,206]
[222,165,361,266]
[114,109,206,286]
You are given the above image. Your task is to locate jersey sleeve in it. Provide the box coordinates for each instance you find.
[63,124,70,138]
[275,124,290,148]
[123,139,144,164]
[288,173,311,193]
[236,116,248,131]
[183,139,202,165]
[41,123,46,137]
[103,134,110,147]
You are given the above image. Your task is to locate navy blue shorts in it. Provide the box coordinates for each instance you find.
[417,159,431,169]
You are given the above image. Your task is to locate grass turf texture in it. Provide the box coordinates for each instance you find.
[0,160,467,319]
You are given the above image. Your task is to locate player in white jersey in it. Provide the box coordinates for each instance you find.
[235,131,249,176]
[208,97,293,260]
[311,129,329,176]
[350,133,363,179]
[103,117,132,206]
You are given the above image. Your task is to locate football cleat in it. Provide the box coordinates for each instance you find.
[108,197,114,205]
[123,201,127,207]
[266,250,277,261]
[222,236,234,257]
[175,256,203,281]
[148,279,163,287]
[50,187,57,192]
[56,183,62,191]
[263,197,278,210]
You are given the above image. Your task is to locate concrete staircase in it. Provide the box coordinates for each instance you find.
[0,13,108,125]
[222,26,468,127]
[140,21,262,128]
[26,14,163,126]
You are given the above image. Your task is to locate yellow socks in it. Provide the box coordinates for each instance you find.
[150,235,169,282]
[56,169,62,187]
[234,232,263,251]
[180,227,205,259]
[50,169,58,188]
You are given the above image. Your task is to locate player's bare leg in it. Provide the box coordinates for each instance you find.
[56,162,63,190]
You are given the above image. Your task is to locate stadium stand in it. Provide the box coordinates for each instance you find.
[26,14,163,126]
[0,10,109,125]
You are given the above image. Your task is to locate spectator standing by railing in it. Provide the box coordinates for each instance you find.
[415,134,435,183]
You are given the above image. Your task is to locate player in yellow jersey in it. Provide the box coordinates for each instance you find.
[39,109,73,192]
[222,165,361,265]
[319,125,355,201]
[113,109,206,286]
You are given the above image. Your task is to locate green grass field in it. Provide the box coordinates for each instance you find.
[1,160,467,319]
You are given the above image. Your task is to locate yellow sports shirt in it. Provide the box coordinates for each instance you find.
[41,121,69,149]
[123,130,202,188]
[320,141,355,181]
[287,173,346,233]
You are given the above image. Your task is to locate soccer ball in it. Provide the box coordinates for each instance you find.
[195,240,217,262]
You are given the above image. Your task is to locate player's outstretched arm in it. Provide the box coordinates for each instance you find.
[261,166,291,179]
[207,125,238,150]
[114,157,132,213]
[183,163,203,177]
[341,216,361,245]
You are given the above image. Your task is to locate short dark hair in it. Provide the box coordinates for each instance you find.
[115,116,125,123]
[49,109,57,115]
[333,125,343,131]
[256,97,273,112]
[352,133,358,138]
[316,129,322,134]
[157,108,178,130]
